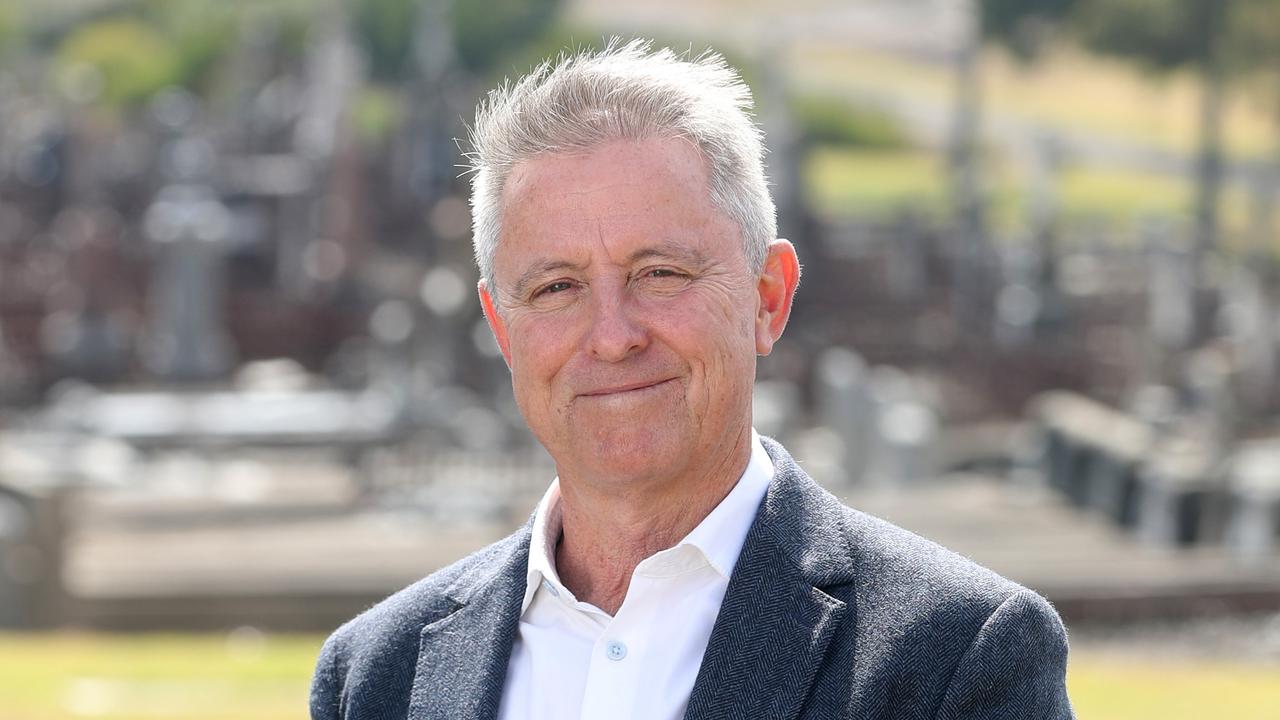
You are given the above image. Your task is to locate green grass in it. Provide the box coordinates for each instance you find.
[0,631,323,720]
[793,42,1276,160]
[1057,164,1191,222]
[1,633,1277,719]
[805,147,948,219]
[805,146,1258,243]
[1069,652,1280,720]
[790,36,1270,246]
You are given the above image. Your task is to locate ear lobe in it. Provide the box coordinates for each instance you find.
[478,280,514,368]
[755,239,800,356]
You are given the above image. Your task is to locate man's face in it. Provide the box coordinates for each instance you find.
[479,137,796,487]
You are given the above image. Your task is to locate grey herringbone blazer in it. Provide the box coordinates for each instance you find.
[311,438,1074,719]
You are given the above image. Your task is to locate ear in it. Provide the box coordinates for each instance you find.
[755,239,800,356]
[478,279,514,368]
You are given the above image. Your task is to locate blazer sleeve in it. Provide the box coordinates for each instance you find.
[310,633,343,720]
[933,590,1075,720]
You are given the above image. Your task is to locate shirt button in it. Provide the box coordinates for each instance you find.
[605,641,627,661]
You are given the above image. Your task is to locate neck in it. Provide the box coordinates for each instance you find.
[553,427,752,615]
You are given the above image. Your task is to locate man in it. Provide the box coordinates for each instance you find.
[311,40,1074,720]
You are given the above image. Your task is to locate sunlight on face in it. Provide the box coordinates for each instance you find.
[482,137,763,487]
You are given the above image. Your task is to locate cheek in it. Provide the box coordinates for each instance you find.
[678,289,757,353]
[658,293,757,385]
[506,313,581,389]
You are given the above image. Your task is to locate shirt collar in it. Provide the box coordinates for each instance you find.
[678,430,774,578]
[520,429,775,613]
[522,476,567,611]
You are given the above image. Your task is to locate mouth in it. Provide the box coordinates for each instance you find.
[579,378,676,397]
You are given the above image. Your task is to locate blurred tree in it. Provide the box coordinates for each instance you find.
[1071,0,1280,344]
[1073,0,1187,64]
[1226,0,1280,78]
[1077,0,1228,268]
[451,0,561,76]
[792,95,910,151]
[0,5,20,58]
[977,0,1084,338]
[349,0,562,82]
[1227,0,1280,265]
[44,0,316,109]
[353,0,418,83]
[143,1,238,97]
[980,0,1080,60]
[981,0,1280,345]
[55,18,180,107]
[1072,0,1280,247]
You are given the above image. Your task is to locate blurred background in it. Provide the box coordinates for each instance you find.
[0,0,1277,717]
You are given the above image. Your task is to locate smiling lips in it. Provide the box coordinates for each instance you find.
[579,378,675,397]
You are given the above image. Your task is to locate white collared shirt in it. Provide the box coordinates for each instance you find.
[496,431,775,720]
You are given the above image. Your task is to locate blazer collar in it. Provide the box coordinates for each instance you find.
[408,523,531,720]
[683,436,858,720]
[405,437,856,720]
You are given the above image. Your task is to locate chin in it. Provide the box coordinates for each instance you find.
[577,423,688,482]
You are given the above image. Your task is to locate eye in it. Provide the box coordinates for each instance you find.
[534,280,574,298]
[633,266,691,293]
[640,267,687,280]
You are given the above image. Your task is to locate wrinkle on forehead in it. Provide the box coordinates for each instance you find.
[502,138,714,204]
[494,137,738,291]
[563,181,641,199]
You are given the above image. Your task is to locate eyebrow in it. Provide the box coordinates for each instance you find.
[626,240,709,268]
[512,259,584,299]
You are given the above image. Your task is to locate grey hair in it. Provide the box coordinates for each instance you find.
[465,38,775,287]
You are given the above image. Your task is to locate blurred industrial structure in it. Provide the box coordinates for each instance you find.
[0,0,1278,631]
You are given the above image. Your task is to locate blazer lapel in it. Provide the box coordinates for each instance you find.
[408,530,530,720]
[684,438,858,720]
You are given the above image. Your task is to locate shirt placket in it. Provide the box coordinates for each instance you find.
[576,579,658,720]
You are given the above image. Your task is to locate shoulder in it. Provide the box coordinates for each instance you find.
[837,507,1072,717]
[309,526,530,719]
[841,513,1073,718]
[837,501,1066,651]
[328,526,527,655]
[841,503,1027,612]
[800,459,1060,632]
[762,437,1069,685]
[763,436,1043,614]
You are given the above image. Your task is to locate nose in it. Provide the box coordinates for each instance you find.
[585,286,648,362]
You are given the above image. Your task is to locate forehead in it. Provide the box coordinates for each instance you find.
[493,137,742,281]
